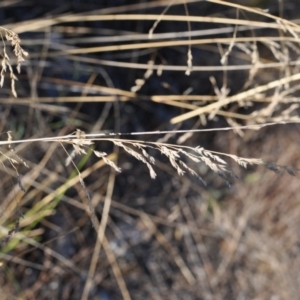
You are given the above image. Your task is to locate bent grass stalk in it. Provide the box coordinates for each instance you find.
[0,122,296,248]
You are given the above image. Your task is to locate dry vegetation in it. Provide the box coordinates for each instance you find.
[0,0,300,299]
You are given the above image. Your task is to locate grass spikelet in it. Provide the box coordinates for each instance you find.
[0,131,28,192]
[102,156,122,173]
[179,160,206,185]
[0,27,27,97]
[113,141,156,178]
[4,29,28,73]
[229,155,264,168]
[264,162,297,176]
[159,145,185,176]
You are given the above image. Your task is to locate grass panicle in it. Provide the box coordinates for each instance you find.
[0,27,27,97]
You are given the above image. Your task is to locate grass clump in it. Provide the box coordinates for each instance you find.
[1,1,300,299]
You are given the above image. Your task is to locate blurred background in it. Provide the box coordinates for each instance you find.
[1,0,300,299]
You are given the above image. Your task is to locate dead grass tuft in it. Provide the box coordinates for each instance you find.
[1,1,300,299]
